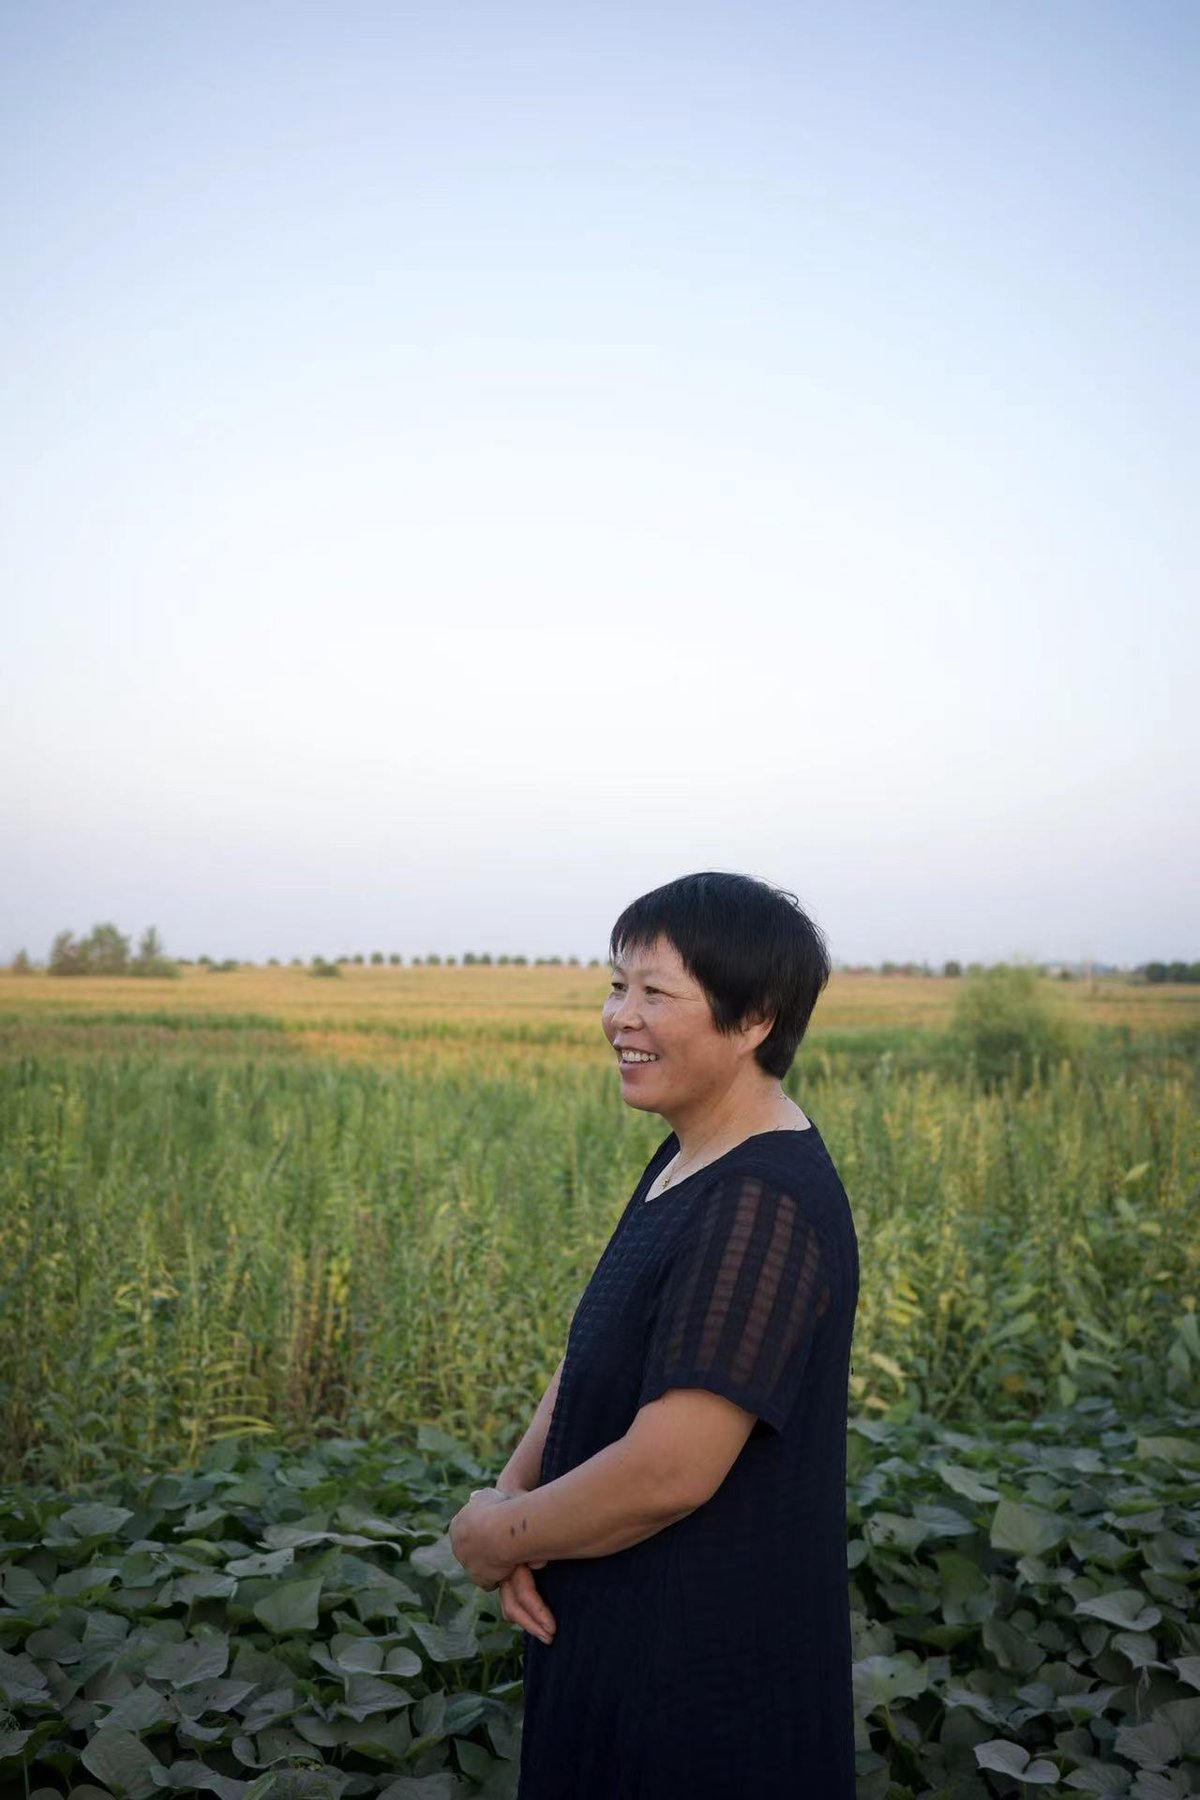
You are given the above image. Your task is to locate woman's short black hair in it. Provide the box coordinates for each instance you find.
[608,871,831,1080]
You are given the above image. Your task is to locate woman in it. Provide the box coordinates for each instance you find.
[450,871,859,1798]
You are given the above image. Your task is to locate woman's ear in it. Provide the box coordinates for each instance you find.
[738,1011,775,1056]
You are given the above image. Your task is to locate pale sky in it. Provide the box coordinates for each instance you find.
[4,1,1197,967]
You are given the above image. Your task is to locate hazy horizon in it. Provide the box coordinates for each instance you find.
[5,2,1197,970]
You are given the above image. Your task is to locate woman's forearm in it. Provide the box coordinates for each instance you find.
[496,1356,565,1492]
[484,1431,695,1565]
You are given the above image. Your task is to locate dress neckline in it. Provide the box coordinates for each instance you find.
[641,1121,822,1205]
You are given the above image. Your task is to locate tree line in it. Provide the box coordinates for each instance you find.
[13,923,181,978]
[6,927,1197,981]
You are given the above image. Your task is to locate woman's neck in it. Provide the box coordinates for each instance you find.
[667,1083,807,1165]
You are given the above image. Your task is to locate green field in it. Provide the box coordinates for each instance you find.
[1,966,1198,1797]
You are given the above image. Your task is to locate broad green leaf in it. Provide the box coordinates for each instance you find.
[1112,1631,1165,1670]
[252,1576,323,1634]
[225,1549,294,1579]
[239,1688,299,1735]
[144,1636,230,1686]
[1075,1589,1161,1632]
[852,1653,929,1711]
[1,1564,46,1606]
[159,1761,249,1799]
[408,1618,479,1663]
[163,1572,239,1604]
[937,1463,1001,1504]
[1158,1696,1200,1756]
[384,1646,424,1678]
[974,1739,1058,1782]
[378,1776,460,1800]
[55,1565,120,1598]
[337,1673,413,1720]
[865,1511,930,1551]
[175,1679,256,1717]
[1113,1715,1179,1770]
[334,1637,383,1672]
[912,1502,976,1538]
[60,1503,134,1540]
[1136,1437,1200,1467]
[0,1648,51,1706]
[991,1500,1067,1556]
[81,1726,169,1799]
[1064,1758,1131,1793]
[1172,1656,1200,1692]
[100,1685,175,1733]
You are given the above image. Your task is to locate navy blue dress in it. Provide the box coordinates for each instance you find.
[517,1120,859,1799]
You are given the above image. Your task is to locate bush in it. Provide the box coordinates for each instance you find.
[309,957,342,979]
[950,962,1078,1090]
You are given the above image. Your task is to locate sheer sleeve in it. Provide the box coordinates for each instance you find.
[638,1167,830,1437]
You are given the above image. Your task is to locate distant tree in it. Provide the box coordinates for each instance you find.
[446,956,458,966]
[310,956,342,979]
[943,960,962,979]
[370,951,384,965]
[425,953,441,966]
[131,925,179,979]
[497,954,510,966]
[463,952,477,966]
[588,957,601,967]
[267,956,280,967]
[290,956,303,967]
[479,952,492,965]
[352,954,364,965]
[81,922,130,975]
[411,956,424,966]
[513,955,528,966]
[10,948,32,974]
[951,963,1077,1091]
[880,961,897,976]
[49,930,87,976]
[567,955,580,967]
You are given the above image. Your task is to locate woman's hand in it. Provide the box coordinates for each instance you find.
[449,1485,557,1646]
[449,1487,519,1591]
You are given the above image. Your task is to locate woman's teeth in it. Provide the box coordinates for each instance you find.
[620,1051,658,1062]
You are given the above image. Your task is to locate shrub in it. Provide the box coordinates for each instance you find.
[950,962,1078,1090]
[309,957,342,979]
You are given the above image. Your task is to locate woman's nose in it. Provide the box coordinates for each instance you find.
[608,992,642,1030]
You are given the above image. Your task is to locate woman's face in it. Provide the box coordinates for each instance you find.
[602,934,757,1119]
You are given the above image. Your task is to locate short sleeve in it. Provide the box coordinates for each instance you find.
[638,1168,830,1437]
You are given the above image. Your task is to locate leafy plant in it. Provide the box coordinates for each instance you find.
[950,962,1079,1090]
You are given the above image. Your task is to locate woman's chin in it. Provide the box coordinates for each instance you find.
[618,1072,664,1112]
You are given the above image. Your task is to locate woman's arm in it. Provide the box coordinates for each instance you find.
[495,1355,565,1492]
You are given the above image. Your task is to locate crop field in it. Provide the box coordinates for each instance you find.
[1,966,1198,1797]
